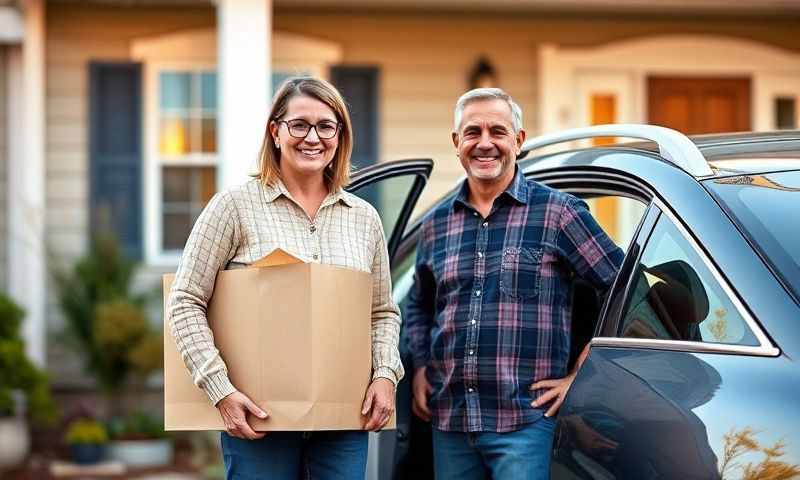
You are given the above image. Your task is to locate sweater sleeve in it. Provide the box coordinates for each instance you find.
[167,191,241,405]
[368,208,405,386]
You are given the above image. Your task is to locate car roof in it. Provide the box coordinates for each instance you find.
[522,130,800,178]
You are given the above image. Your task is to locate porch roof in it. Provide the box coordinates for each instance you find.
[40,0,800,16]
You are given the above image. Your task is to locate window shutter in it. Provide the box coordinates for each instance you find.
[89,62,143,259]
[330,66,379,170]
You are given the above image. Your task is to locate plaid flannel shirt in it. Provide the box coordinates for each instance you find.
[405,168,624,432]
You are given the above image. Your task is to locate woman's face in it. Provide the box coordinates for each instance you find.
[270,95,340,182]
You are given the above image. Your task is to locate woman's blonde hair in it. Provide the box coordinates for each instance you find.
[256,76,353,190]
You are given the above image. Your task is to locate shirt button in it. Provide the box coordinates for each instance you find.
[482,222,488,228]
[310,225,316,233]
[473,212,478,217]
[471,319,477,325]
[312,254,319,260]
[477,252,483,258]
[468,387,474,393]
[469,350,474,355]
[475,290,481,297]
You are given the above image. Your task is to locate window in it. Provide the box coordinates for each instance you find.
[775,97,797,130]
[590,93,617,145]
[619,215,758,346]
[350,174,417,241]
[585,195,647,252]
[156,70,218,253]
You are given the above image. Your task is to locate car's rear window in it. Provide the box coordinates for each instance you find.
[706,170,800,301]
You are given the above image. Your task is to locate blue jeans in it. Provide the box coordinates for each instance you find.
[432,416,557,480]
[221,430,368,479]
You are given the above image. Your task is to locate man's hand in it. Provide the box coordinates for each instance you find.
[216,391,269,440]
[529,372,576,417]
[362,378,396,431]
[411,367,432,422]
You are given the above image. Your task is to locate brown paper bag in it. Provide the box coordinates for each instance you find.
[163,249,394,431]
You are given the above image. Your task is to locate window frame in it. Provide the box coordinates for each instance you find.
[592,198,780,357]
[144,61,220,266]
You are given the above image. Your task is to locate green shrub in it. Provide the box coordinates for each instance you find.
[0,294,57,425]
[53,235,162,394]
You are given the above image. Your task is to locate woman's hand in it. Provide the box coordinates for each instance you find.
[217,391,269,440]
[361,378,395,431]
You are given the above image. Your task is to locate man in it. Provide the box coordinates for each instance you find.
[405,88,624,479]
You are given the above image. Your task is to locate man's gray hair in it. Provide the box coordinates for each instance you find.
[453,87,523,133]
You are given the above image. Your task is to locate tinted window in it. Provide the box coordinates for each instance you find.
[585,195,648,252]
[706,171,800,301]
[620,216,759,346]
[351,174,416,240]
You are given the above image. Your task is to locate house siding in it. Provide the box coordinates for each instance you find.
[0,47,6,293]
[45,5,215,383]
[273,11,800,210]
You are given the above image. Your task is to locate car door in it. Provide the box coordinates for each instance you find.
[344,158,433,480]
[551,203,785,480]
[385,169,654,480]
[346,159,433,262]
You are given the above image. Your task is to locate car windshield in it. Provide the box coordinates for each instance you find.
[706,170,800,301]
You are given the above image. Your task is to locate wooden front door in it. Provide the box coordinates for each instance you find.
[647,77,751,134]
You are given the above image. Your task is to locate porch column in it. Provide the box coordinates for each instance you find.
[7,0,46,366]
[216,0,272,188]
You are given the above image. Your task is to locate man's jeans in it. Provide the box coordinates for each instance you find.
[221,430,368,479]
[432,416,557,480]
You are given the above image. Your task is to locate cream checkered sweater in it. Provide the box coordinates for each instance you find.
[167,179,404,405]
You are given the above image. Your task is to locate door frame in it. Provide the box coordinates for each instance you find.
[539,34,800,135]
[347,158,434,262]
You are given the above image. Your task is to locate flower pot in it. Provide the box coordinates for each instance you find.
[107,439,173,468]
[0,417,30,470]
[69,443,106,465]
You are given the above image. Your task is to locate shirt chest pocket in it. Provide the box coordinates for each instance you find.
[499,247,543,299]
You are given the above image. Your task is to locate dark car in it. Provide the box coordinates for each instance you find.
[345,125,800,480]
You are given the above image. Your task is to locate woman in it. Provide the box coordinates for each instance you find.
[168,76,403,479]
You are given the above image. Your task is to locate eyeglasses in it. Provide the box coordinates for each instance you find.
[279,119,341,140]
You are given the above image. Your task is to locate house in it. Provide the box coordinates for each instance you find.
[2,0,799,390]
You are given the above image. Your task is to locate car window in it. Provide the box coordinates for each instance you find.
[392,243,417,303]
[619,215,759,346]
[585,195,648,252]
[346,159,433,261]
[705,170,800,301]
[350,174,417,241]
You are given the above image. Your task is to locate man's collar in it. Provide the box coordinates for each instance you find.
[451,166,529,211]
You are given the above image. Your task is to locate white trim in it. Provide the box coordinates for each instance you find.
[143,62,218,267]
[591,336,779,357]
[217,0,271,189]
[7,0,45,367]
[132,24,343,267]
[755,75,800,130]
[0,7,24,44]
[131,28,342,77]
[539,35,800,135]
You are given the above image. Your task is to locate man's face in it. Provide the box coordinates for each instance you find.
[452,98,525,185]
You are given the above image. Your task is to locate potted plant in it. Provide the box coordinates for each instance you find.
[54,235,169,468]
[0,294,58,470]
[63,418,108,465]
[106,411,173,468]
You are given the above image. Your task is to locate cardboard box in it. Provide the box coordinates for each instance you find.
[163,249,392,431]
